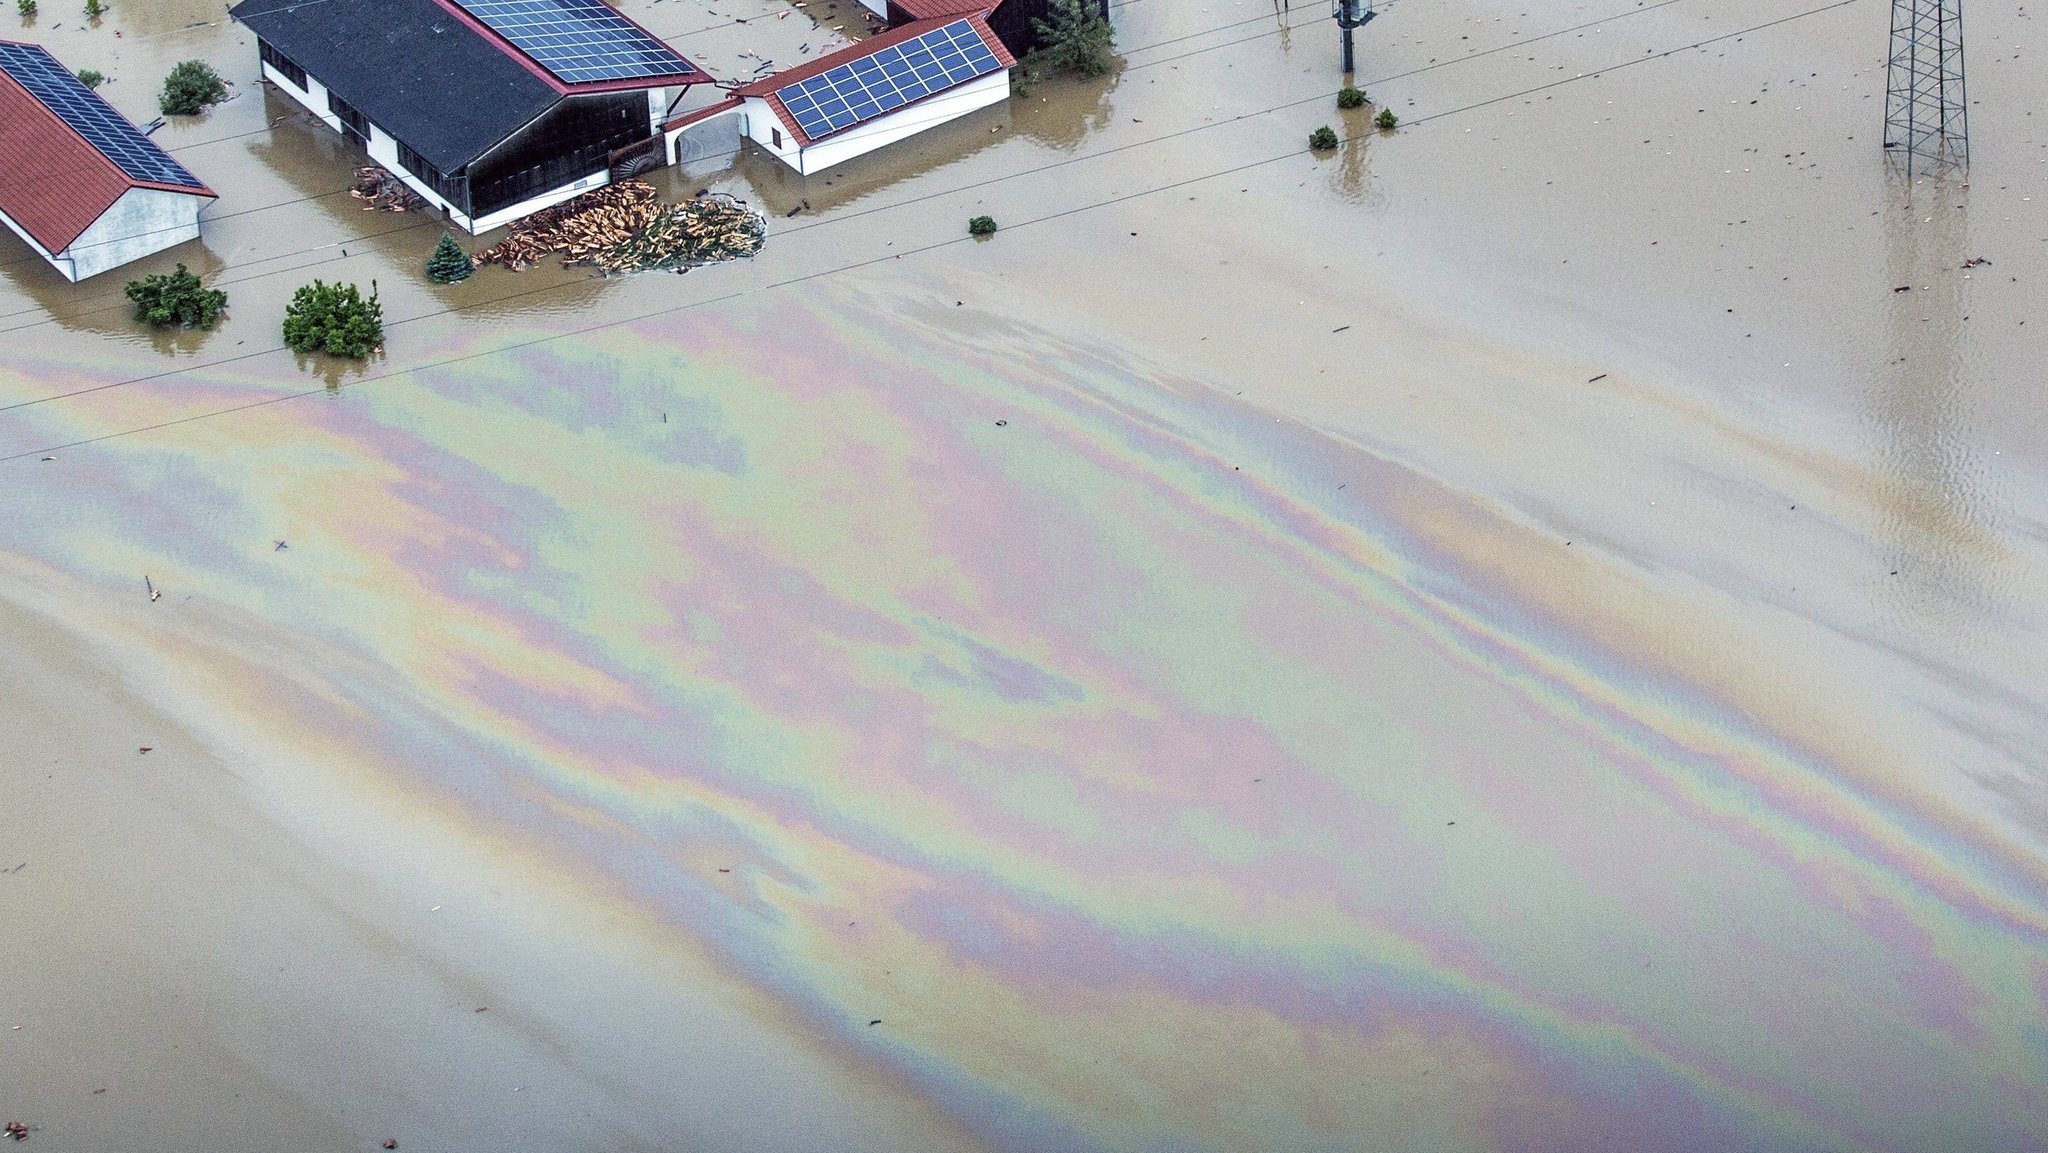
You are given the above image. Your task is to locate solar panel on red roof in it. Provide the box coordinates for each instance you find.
[774,19,1001,141]
[0,41,206,190]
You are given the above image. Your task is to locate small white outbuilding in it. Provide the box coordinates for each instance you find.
[0,40,216,283]
[668,13,1014,178]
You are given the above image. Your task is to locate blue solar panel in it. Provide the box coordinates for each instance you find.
[448,0,699,85]
[777,19,1002,142]
[0,41,206,189]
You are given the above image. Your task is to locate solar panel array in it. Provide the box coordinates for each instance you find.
[447,0,699,85]
[0,41,206,189]
[777,19,1002,142]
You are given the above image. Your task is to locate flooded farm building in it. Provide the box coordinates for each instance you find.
[229,0,705,233]
[685,14,1015,177]
[0,40,216,282]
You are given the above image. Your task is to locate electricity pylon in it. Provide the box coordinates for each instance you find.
[1884,0,1968,176]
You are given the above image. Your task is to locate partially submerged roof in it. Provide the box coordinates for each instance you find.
[0,40,214,254]
[230,0,702,172]
[735,14,1013,147]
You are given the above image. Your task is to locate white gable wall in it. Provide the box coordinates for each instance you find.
[62,187,208,281]
[744,69,1008,177]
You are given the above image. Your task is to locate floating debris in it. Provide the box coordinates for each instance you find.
[349,166,427,213]
[474,181,766,276]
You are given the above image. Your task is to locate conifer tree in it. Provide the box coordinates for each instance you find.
[425,232,474,284]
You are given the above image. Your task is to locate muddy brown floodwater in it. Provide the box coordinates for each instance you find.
[4,0,2048,1150]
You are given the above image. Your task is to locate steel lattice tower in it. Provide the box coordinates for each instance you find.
[1885,0,1968,175]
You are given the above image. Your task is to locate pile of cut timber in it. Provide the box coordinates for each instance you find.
[473,181,766,275]
[349,166,427,213]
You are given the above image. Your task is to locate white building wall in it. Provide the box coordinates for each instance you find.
[62,187,207,281]
[261,61,615,235]
[744,70,1009,177]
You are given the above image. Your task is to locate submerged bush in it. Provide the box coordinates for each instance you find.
[1375,107,1399,130]
[968,215,998,237]
[125,264,227,329]
[282,279,383,359]
[75,68,104,89]
[1308,125,1339,151]
[17,0,36,18]
[159,59,225,115]
[1028,0,1114,77]
[1337,86,1367,110]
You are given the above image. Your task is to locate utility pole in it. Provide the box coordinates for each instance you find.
[1333,0,1373,75]
[1884,0,1968,176]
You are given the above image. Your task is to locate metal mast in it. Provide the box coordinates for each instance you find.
[1884,0,1968,175]
[1333,0,1374,75]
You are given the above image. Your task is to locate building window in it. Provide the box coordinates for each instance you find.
[258,40,307,90]
[394,140,467,209]
[328,91,370,137]
[771,126,783,149]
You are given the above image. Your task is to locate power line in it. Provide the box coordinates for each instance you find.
[0,0,1866,464]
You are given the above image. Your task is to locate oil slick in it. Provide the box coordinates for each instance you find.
[2,283,2046,1153]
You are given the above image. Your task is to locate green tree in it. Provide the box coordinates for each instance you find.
[424,232,474,284]
[1375,107,1398,130]
[124,264,227,329]
[282,280,383,359]
[83,0,103,16]
[1029,0,1114,77]
[968,215,998,237]
[75,68,104,89]
[1308,125,1338,151]
[159,60,226,115]
[17,0,36,18]
[1337,86,1367,110]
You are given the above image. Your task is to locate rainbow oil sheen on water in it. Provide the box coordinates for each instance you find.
[5,276,2047,1152]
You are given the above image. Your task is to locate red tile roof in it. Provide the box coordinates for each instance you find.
[0,51,215,254]
[889,0,994,20]
[734,14,1013,147]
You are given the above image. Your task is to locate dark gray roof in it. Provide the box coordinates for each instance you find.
[232,0,561,172]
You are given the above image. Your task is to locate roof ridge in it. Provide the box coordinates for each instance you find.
[730,12,1001,98]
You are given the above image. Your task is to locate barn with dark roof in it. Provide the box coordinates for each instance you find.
[231,0,707,233]
[0,40,217,283]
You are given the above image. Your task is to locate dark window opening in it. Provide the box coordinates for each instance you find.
[771,126,783,149]
[258,40,307,90]
[466,95,647,219]
[395,140,468,210]
[328,91,370,138]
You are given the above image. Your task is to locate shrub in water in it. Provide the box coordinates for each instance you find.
[83,0,103,16]
[1308,126,1339,151]
[1028,0,1114,77]
[1337,87,1366,110]
[425,232,474,284]
[16,0,35,18]
[282,280,383,359]
[75,68,104,89]
[1375,107,1399,130]
[159,60,225,115]
[968,215,998,237]
[125,264,227,330]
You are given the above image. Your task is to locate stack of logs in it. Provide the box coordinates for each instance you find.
[349,166,427,213]
[473,181,766,275]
